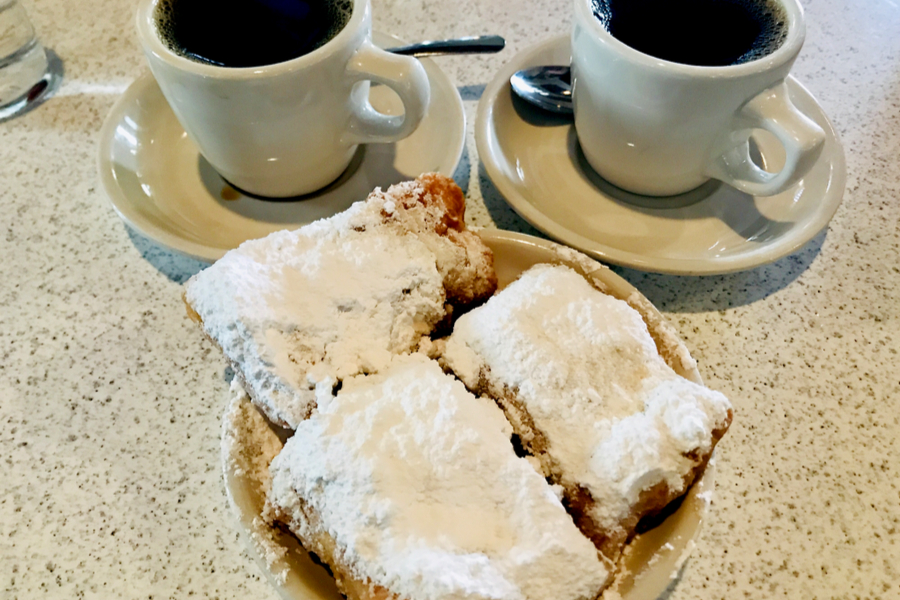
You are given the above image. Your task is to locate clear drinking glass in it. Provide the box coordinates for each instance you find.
[0,0,54,120]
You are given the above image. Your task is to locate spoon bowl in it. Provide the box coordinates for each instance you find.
[510,65,573,115]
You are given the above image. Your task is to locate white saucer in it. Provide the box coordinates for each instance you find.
[221,229,716,600]
[98,33,465,263]
[476,35,846,275]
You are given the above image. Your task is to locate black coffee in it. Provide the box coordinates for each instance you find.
[155,0,352,68]
[591,0,787,67]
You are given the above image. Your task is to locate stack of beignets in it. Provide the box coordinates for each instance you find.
[184,174,733,600]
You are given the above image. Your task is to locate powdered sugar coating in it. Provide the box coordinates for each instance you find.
[222,380,284,490]
[221,382,290,582]
[185,223,446,429]
[267,354,610,600]
[442,265,732,536]
[623,291,700,383]
[184,175,496,429]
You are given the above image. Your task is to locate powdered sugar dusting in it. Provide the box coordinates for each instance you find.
[221,382,290,582]
[624,291,700,383]
[442,265,732,535]
[222,380,283,495]
[696,490,715,504]
[187,223,445,429]
[267,354,610,600]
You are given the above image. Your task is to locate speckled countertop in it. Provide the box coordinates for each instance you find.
[2,0,898,598]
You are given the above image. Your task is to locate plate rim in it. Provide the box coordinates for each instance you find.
[220,228,718,600]
[475,34,847,275]
[97,32,466,263]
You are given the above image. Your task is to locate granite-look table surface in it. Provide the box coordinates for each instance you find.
[2,0,898,598]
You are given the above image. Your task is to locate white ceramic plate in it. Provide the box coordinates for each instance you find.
[221,229,717,600]
[476,35,846,275]
[98,32,466,263]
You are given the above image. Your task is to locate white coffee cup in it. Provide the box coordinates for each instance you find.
[136,0,430,198]
[571,0,824,197]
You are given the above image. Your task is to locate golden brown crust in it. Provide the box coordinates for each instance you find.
[183,291,202,324]
[378,173,498,309]
[267,495,402,600]
[378,172,465,235]
[419,172,466,234]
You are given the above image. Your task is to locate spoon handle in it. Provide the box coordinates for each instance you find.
[387,35,505,57]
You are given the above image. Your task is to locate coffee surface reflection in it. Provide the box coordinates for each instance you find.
[155,0,352,67]
[591,0,787,67]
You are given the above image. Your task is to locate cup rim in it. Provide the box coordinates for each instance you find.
[135,0,366,78]
[574,0,806,78]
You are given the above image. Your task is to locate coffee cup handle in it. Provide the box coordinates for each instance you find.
[342,41,430,145]
[705,81,825,196]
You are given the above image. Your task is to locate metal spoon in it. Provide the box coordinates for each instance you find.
[387,35,505,57]
[510,65,573,115]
